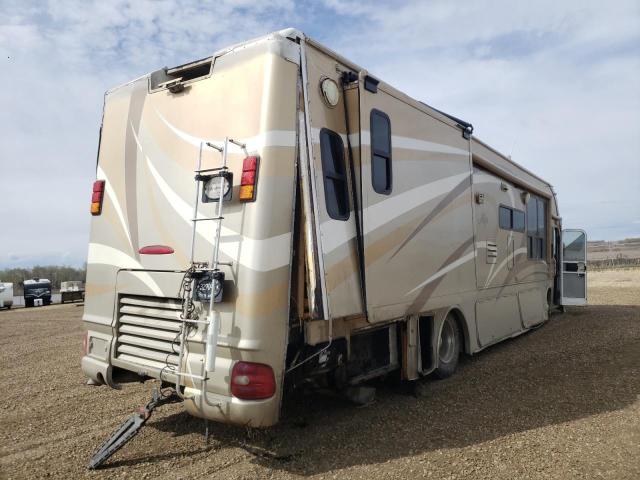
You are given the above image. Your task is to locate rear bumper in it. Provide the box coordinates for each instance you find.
[82,355,111,385]
[183,386,280,427]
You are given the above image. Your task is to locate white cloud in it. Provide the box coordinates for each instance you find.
[317,0,640,240]
[0,1,639,268]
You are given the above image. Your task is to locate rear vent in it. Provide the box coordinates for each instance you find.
[149,57,213,92]
[486,241,498,264]
[115,294,183,370]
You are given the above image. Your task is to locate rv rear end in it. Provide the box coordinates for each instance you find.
[82,32,301,426]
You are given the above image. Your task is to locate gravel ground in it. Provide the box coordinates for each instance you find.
[0,270,638,479]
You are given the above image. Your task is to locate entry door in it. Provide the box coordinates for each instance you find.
[561,229,587,305]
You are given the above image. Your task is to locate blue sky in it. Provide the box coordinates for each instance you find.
[1,0,639,268]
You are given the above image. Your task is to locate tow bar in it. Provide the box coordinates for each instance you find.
[87,388,181,469]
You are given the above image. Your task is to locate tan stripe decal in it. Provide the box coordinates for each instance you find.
[390,176,471,259]
[405,237,475,314]
[124,84,147,259]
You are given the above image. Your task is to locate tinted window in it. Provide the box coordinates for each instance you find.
[513,210,525,231]
[538,237,545,259]
[320,129,350,220]
[526,198,537,232]
[499,206,512,230]
[370,109,392,194]
[537,198,545,235]
[527,194,547,260]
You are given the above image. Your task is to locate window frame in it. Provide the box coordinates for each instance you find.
[370,109,392,195]
[319,128,350,221]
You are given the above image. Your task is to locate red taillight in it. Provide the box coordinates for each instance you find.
[139,245,174,255]
[230,361,275,400]
[240,170,256,185]
[91,180,105,215]
[82,332,89,355]
[239,156,259,202]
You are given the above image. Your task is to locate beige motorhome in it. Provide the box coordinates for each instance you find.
[81,28,587,428]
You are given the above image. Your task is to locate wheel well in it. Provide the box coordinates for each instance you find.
[447,308,470,355]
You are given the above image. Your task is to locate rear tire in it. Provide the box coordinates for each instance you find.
[433,313,461,379]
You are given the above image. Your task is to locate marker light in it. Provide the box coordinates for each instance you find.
[91,180,105,215]
[139,245,175,255]
[239,156,259,202]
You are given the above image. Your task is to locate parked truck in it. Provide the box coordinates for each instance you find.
[81,29,587,430]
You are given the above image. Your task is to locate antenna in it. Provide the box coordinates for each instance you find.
[509,136,518,159]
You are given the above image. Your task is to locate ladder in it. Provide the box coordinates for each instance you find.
[173,136,247,393]
[86,137,248,470]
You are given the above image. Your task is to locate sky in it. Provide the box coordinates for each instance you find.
[0,0,639,268]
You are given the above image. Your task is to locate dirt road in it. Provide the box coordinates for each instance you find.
[1,270,638,479]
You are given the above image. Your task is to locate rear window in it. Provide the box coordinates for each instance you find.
[320,129,350,221]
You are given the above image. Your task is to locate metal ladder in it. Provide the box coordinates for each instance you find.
[86,137,248,469]
[173,136,247,393]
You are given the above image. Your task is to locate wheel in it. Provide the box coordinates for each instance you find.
[433,313,461,379]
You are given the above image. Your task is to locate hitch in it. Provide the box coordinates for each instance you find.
[87,388,181,470]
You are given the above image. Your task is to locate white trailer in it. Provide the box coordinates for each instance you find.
[0,282,13,309]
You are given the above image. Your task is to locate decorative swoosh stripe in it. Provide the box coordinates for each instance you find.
[97,166,133,251]
[156,109,296,151]
[310,129,469,157]
[87,243,163,296]
[144,153,291,272]
[321,172,471,254]
[406,250,476,297]
[405,237,475,314]
[391,176,471,259]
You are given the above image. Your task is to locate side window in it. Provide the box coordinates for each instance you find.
[370,109,392,195]
[513,210,525,232]
[499,206,512,229]
[499,205,525,232]
[320,128,350,221]
[527,194,547,259]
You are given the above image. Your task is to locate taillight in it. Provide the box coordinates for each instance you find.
[82,331,89,355]
[230,361,275,400]
[91,180,105,215]
[239,156,259,202]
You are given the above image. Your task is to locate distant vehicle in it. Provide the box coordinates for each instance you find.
[23,278,52,307]
[0,282,13,309]
[60,281,85,303]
